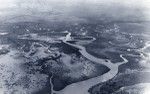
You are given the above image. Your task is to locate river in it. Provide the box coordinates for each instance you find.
[52,32,128,94]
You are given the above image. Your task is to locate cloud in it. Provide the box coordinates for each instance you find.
[0,0,150,22]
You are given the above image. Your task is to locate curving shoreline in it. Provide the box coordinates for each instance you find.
[54,32,128,94]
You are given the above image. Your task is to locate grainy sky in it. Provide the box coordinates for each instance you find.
[0,0,150,22]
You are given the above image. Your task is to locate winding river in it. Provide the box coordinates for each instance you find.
[53,32,128,94]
